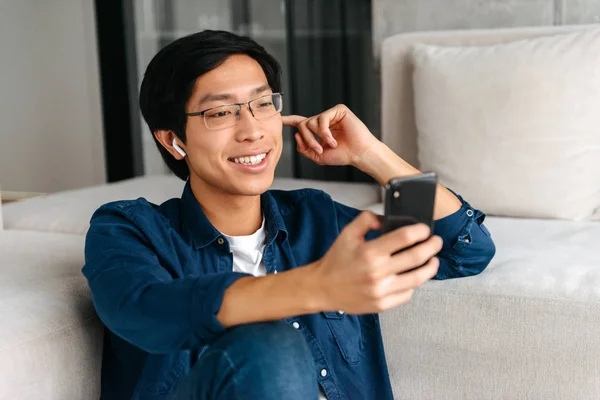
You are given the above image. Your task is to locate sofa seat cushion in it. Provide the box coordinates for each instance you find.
[2,175,379,235]
[0,230,103,399]
[372,207,600,399]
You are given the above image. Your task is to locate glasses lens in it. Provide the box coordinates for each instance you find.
[251,93,283,120]
[203,105,238,130]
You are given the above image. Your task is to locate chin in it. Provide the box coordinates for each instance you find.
[237,175,274,196]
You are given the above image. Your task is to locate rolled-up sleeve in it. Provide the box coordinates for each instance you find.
[432,191,496,280]
[82,205,250,354]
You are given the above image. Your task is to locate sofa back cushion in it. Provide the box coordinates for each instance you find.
[380,25,600,220]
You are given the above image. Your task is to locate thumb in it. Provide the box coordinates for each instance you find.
[282,114,307,127]
[344,211,382,239]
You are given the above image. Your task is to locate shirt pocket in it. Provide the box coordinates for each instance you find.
[322,312,374,364]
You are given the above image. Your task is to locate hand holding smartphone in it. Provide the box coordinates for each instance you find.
[383,172,437,262]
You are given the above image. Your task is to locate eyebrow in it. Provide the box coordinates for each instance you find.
[198,84,271,105]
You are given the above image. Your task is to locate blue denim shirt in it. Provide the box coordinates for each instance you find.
[83,181,496,399]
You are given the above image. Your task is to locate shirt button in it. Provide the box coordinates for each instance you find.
[274,270,278,274]
[292,322,300,329]
[320,369,328,377]
[338,310,345,315]
[466,209,474,217]
[217,237,225,245]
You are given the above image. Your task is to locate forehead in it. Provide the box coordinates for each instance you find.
[192,54,268,95]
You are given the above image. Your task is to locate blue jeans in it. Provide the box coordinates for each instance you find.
[173,321,320,400]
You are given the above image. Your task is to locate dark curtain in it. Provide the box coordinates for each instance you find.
[284,0,376,183]
[95,0,144,182]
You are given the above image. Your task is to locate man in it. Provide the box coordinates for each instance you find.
[83,30,495,400]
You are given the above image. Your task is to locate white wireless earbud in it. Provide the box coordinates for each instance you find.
[172,138,186,157]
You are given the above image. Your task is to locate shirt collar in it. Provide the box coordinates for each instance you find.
[261,189,289,245]
[180,180,288,249]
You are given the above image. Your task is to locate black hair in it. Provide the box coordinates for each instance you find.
[139,30,282,180]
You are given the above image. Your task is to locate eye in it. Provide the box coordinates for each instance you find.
[257,101,273,108]
[207,110,231,118]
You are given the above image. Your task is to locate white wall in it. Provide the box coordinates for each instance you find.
[372,0,600,59]
[0,0,106,193]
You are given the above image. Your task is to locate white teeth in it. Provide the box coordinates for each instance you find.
[232,153,267,165]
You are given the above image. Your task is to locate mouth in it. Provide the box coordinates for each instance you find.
[228,150,270,166]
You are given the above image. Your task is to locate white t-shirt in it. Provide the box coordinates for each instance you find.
[221,218,268,277]
[221,219,327,400]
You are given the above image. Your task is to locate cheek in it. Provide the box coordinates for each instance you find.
[186,131,229,164]
[264,118,283,142]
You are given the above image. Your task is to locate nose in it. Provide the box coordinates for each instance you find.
[234,105,263,142]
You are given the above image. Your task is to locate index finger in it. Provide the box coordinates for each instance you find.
[282,115,307,127]
[371,223,432,255]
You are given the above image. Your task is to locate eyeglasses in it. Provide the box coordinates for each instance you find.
[186,92,284,131]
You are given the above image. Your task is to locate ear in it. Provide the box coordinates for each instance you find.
[154,130,186,160]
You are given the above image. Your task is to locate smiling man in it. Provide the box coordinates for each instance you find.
[82,30,495,400]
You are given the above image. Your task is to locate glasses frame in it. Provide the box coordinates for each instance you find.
[186,92,284,131]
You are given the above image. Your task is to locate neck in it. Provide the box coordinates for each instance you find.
[189,176,263,236]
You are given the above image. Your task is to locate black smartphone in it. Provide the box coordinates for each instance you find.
[383,172,437,236]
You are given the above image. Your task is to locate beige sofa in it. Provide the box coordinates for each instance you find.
[2,24,600,399]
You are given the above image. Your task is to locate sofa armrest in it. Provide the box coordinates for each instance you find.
[0,191,45,231]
